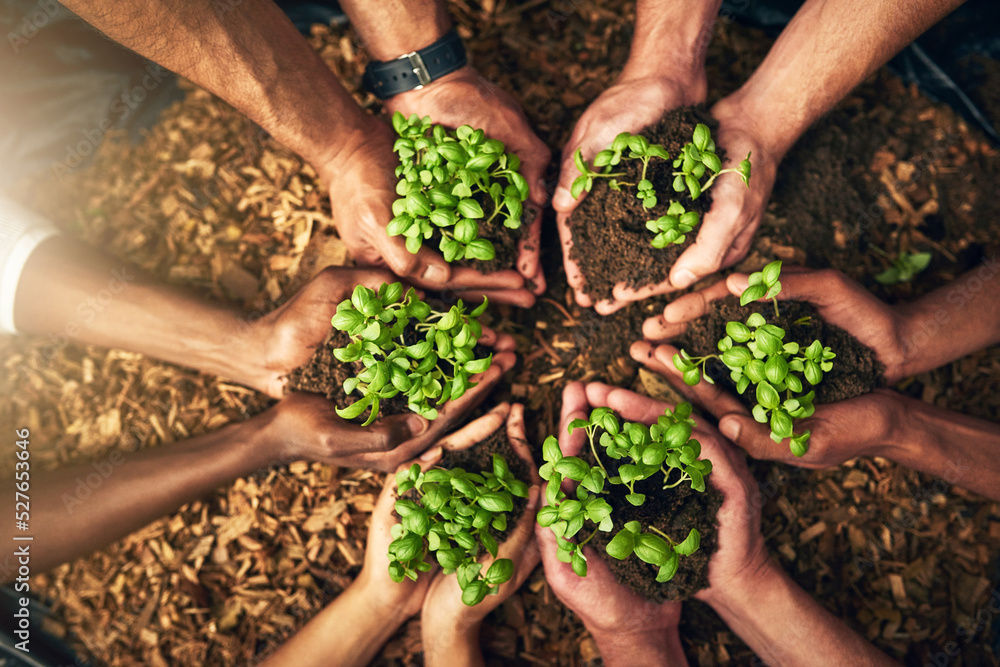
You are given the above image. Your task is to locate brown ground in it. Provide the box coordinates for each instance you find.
[1,2,999,666]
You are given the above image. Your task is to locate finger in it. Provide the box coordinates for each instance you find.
[478,325,498,347]
[593,296,628,316]
[455,288,535,309]
[727,268,844,307]
[669,195,748,290]
[610,277,678,305]
[633,342,748,420]
[604,387,671,425]
[718,413,787,462]
[582,381,614,409]
[446,267,525,291]
[662,279,732,323]
[375,235,453,288]
[558,382,590,457]
[641,314,688,342]
[517,203,546,295]
[491,332,517,353]
[438,402,510,452]
[506,403,539,477]
[556,211,594,309]
[519,136,552,207]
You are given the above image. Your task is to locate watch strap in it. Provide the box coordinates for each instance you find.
[363,29,467,100]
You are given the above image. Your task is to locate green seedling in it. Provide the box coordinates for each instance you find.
[536,404,710,583]
[673,261,836,457]
[870,246,932,285]
[570,124,751,248]
[331,282,491,424]
[389,455,530,606]
[390,112,529,263]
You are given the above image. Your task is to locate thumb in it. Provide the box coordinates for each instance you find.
[376,234,452,287]
[718,413,783,462]
[338,413,429,457]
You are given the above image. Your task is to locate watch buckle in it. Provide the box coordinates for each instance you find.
[402,51,432,88]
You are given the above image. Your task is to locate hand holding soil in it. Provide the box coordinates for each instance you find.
[386,65,551,300]
[553,75,707,312]
[416,403,543,664]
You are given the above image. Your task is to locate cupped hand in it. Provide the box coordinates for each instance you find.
[630,339,907,468]
[420,403,542,652]
[581,382,769,610]
[535,383,683,649]
[260,344,516,471]
[388,65,551,299]
[641,266,908,378]
[553,75,705,312]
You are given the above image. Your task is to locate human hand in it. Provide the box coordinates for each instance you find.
[535,382,684,665]
[582,382,769,613]
[419,403,542,664]
[316,116,531,304]
[552,74,706,313]
[387,65,551,301]
[633,339,909,468]
[252,265,515,397]
[257,341,516,471]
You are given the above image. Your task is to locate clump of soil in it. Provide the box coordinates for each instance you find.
[578,436,723,602]
[677,296,886,408]
[569,106,718,302]
[439,422,533,543]
[284,329,408,420]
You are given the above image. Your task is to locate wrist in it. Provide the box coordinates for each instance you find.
[421,612,482,663]
[712,89,797,163]
[354,567,422,622]
[697,545,777,612]
[589,626,677,666]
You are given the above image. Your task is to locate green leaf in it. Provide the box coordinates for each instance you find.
[626,493,646,506]
[701,151,722,173]
[480,531,499,558]
[740,284,767,306]
[606,528,635,560]
[573,147,587,175]
[770,409,794,439]
[553,456,590,481]
[457,198,484,219]
[484,558,513,585]
[756,381,780,410]
[335,394,373,421]
[465,238,495,261]
[692,124,711,151]
[762,260,782,286]
[685,174,702,199]
[764,355,789,384]
[536,505,559,527]
[390,532,423,562]
[804,360,823,386]
[674,528,700,555]
[542,435,562,463]
[672,351,696,373]
[478,492,514,513]
[464,356,492,375]
[461,580,489,607]
[722,346,753,368]
[790,432,811,457]
[726,321,752,343]
[634,533,671,566]
[571,550,588,577]
[683,369,702,386]
[656,551,679,582]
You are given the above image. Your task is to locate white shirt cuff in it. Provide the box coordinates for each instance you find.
[0,199,60,334]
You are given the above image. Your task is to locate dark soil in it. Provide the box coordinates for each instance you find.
[439,422,532,544]
[569,106,718,301]
[283,329,408,420]
[677,296,886,409]
[442,190,528,275]
[574,433,723,602]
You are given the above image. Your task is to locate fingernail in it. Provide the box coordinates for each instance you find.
[408,415,429,436]
[720,417,741,442]
[419,445,441,461]
[552,188,572,210]
[672,269,697,289]
[423,264,449,284]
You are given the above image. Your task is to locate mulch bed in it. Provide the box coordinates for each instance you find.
[1,1,999,666]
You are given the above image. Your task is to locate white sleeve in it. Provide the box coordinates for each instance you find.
[0,197,60,335]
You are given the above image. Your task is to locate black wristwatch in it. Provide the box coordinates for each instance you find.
[362,28,467,100]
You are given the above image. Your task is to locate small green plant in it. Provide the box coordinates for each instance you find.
[536,404,710,583]
[570,124,751,248]
[870,246,932,285]
[673,261,836,457]
[331,282,491,425]
[388,455,530,606]
[389,112,529,262]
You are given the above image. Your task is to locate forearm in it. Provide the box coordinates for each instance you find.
[339,0,451,59]
[591,626,688,667]
[263,579,410,667]
[705,560,894,666]
[13,237,270,393]
[422,621,483,667]
[621,0,722,87]
[893,259,1000,376]
[720,0,963,158]
[888,397,1000,501]
[1,420,275,578]
[60,0,366,169]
